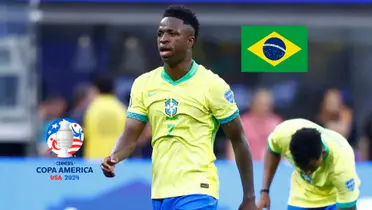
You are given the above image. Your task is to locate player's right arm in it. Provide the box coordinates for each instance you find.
[257,132,282,210]
[101,76,148,177]
[262,132,282,190]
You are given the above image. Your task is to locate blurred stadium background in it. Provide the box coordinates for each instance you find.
[1,0,372,210]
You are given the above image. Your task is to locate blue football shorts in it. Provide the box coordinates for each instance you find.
[288,204,336,210]
[152,194,218,210]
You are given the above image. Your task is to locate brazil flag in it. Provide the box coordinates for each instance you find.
[241,26,308,72]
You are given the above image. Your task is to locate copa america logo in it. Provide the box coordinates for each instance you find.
[46,118,84,158]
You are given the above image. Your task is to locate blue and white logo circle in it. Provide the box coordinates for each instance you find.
[46,118,84,158]
[263,37,286,61]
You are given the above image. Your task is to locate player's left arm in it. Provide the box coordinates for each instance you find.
[207,76,255,202]
[221,116,256,202]
[333,163,359,210]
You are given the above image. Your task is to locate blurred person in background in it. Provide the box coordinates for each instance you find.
[226,88,282,161]
[316,89,355,145]
[83,74,126,159]
[37,95,68,156]
[358,114,372,161]
[69,83,98,124]
[68,83,98,157]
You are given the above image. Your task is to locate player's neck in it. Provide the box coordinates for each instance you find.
[164,59,193,81]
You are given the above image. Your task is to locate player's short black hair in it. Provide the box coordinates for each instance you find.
[92,74,114,94]
[290,128,323,169]
[163,5,200,43]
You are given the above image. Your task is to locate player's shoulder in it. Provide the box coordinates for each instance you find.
[330,146,356,175]
[197,64,229,87]
[133,67,163,85]
[322,129,355,166]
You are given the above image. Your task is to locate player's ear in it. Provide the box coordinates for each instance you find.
[187,36,195,48]
[322,150,326,157]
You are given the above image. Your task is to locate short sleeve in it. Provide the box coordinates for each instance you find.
[267,132,282,155]
[206,76,239,124]
[333,162,359,208]
[127,77,148,122]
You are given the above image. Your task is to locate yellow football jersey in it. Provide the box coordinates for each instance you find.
[127,61,239,199]
[268,118,360,208]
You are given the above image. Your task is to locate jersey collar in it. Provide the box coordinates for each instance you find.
[161,60,198,86]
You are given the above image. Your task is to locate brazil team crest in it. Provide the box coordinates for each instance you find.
[165,98,178,118]
[46,118,84,158]
[301,172,312,183]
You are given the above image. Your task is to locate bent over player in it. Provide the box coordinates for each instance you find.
[257,118,359,210]
[101,5,256,210]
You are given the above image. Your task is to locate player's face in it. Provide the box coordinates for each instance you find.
[157,17,194,64]
[301,151,325,175]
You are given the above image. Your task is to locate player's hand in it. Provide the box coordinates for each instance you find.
[239,198,257,210]
[101,155,118,178]
[257,192,270,210]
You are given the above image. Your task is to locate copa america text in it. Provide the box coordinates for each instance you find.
[36,161,94,181]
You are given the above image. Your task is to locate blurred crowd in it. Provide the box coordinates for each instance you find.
[36,72,372,161]
[33,27,372,162]
[1,21,371,161]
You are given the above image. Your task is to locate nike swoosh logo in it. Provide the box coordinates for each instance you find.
[148,92,157,97]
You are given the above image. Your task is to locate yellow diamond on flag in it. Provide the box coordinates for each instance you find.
[248,32,301,67]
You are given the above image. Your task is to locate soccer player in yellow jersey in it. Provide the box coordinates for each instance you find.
[101,5,257,210]
[257,118,360,210]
